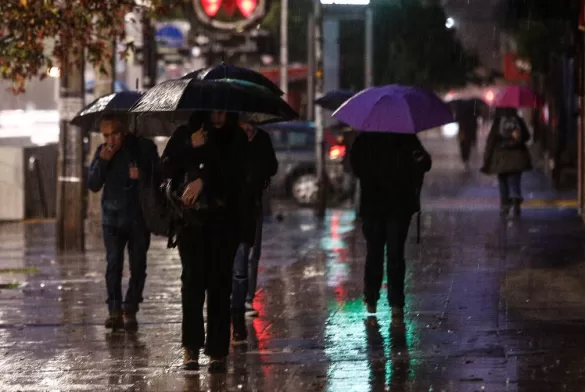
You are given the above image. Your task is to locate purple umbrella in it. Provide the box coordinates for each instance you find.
[332,85,454,133]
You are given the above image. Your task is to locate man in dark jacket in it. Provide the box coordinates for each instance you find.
[87,114,159,332]
[161,111,248,372]
[350,132,431,321]
[231,120,278,341]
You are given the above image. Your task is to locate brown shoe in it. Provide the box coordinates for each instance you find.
[183,347,199,371]
[123,312,139,332]
[105,311,124,331]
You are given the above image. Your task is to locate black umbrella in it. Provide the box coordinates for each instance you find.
[183,63,284,96]
[71,91,143,129]
[129,78,298,136]
[315,90,355,111]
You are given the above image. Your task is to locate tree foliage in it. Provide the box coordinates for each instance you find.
[372,0,478,91]
[0,0,175,94]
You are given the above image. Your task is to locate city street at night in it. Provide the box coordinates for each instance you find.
[1,131,584,391]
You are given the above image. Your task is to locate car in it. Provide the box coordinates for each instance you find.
[260,121,353,206]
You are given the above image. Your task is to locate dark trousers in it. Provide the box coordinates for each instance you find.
[178,221,238,358]
[102,223,151,313]
[361,213,412,308]
[232,207,264,310]
[497,172,522,206]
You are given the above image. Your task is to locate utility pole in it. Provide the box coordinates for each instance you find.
[142,13,157,90]
[56,46,85,252]
[364,6,374,88]
[314,0,326,219]
[280,0,289,98]
[307,14,316,121]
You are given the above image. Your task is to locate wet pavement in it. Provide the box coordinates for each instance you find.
[2,129,585,391]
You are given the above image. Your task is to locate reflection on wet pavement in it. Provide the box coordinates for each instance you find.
[1,130,585,390]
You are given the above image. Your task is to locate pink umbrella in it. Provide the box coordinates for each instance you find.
[493,85,541,108]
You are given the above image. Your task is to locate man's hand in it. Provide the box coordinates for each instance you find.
[129,163,139,180]
[99,144,116,160]
[182,178,203,206]
[512,129,520,140]
[191,128,207,148]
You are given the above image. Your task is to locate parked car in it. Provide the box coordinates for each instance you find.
[260,121,353,206]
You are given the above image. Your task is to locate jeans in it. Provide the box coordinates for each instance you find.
[361,213,412,308]
[178,220,238,357]
[497,172,522,206]
[102,223,151,313]
[232,206,264,310]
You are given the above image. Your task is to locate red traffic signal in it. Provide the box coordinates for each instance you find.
[194,0,266,31]
[199,0,258,18]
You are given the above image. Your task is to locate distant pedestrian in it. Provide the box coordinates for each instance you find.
[87,114,160,332]
[231,120,278,343]
[480,107,532,217]
[350,133,431,321]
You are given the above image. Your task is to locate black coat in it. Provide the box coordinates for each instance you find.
[350,133,432,217]
[161,124,248,228]
[238,129,278,246]
[481,114,532,175]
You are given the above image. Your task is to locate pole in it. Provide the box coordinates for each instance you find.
[142,13,157,90]
[314,0,326,219]
[307,14,316,122]
[56,48,85,252]
[280,0,289,98]
[364,6,374,88]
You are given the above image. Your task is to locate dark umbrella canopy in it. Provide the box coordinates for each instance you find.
[129,78,298,136]
[70,91,143,129]
[183,63,284,96]
[315,90,355,111]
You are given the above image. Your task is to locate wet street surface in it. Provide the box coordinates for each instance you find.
[2,129,585,391]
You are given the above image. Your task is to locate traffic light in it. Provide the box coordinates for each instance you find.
[194,0,268,31]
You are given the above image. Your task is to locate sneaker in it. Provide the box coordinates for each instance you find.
[105,311,124,331]
[245,301,259,317]
[208,357,227,373]
[123,312,138,332]
[183,347,199,371]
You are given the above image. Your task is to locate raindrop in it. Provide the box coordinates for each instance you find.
[57,285,63,290]
[40,283,45,288]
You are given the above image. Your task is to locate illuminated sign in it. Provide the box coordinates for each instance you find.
[194,0,267,31]
[320,0,370,4]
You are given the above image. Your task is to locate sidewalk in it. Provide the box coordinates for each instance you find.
[2,132,585,391]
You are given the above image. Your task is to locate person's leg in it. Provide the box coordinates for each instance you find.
[497,173,511,216]
[508,172,523,216]
[246,207,264,314]
[102,225,128,330]
[177,226,207,370]
[232,242,251,313]
[123,223,151,331]
[361,213,386,313]
[385,214,412,316]
[205,223,238,372]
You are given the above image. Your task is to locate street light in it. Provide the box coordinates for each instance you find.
[445,17,455,29]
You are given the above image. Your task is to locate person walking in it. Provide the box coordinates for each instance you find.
[161,111,248,372]
[480,107,532,217]
[87,114,160,332]
[231,120,278,341]
[350,132,431,321]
